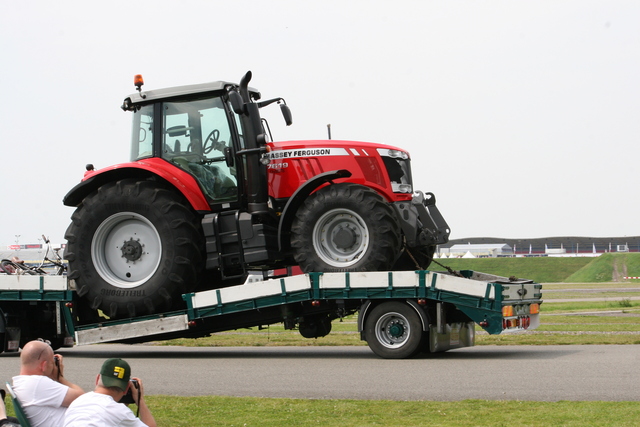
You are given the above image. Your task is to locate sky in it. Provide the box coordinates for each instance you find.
[1,0,639,247]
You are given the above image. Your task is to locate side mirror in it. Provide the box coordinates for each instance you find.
[229,91,244,115]
[280,103,293,126]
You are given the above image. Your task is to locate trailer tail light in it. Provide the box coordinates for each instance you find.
[502,315,533,330]
[530,303,540,314]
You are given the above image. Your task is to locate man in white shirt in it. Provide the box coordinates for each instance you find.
[12,340,85,427]
[63,358,156,427]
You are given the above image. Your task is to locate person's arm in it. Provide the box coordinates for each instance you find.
[53,354,85,406]
[131,378,156,427]
[0,397,8,420]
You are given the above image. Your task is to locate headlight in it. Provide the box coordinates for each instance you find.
[377,148,409,160]
[398,184,412,193]
[391,183,413,193]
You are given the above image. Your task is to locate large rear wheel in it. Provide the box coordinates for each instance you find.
[290,184,401,272]
[64,179,203,318]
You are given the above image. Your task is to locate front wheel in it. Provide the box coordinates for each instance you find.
[290,184,401,272]
[364,302,424,359]
[64,179,203,319]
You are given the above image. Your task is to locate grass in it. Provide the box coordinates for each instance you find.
[433,253,640,283]
[141,397,640,427]
[566,253,640,282]
[433,257,594,283]
[7,396,639,427]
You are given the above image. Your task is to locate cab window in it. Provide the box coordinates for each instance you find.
[130,104,154,160]
[162,97,238,204]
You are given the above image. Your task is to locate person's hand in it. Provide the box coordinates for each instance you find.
[130,377,144,405]
[53,354,64,380]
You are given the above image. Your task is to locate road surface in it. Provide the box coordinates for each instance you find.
[1,344,638,401]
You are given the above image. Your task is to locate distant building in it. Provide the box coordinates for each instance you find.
[439,236,640,256]
[440,243,513,258]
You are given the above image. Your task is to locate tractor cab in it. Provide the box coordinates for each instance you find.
[125,80,246,207]
[129,95,240,205]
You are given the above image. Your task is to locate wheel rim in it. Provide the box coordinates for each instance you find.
[374,311,411,349]
[91,212,162,288]
[312,208,369,267]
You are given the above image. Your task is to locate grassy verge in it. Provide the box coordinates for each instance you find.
[142,397,640,427]
[8,396,637,427]
[432,253,640,283]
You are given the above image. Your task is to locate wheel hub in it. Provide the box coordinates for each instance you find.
[375,312,411,349]
[121,238,143,262]
[312,209,369,267]
[92,212,162,288]
[332,226,357,250]
[388,321,405,338]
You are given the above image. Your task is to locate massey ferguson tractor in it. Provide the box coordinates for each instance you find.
[63,71,450,319]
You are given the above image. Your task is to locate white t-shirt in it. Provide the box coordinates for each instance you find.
[12,375,70,427]
[63,392,148,427]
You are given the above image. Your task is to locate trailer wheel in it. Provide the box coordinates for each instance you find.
[64,179,203,318]
[291,184,401,272]
[364,302,423,359]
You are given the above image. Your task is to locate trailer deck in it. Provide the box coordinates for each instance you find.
[1,270,542,357]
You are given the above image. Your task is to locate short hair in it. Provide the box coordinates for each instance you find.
[97,375,127,393]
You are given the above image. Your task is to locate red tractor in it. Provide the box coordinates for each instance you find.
[63,72,450,319]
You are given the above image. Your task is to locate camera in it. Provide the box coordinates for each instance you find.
[118,379,139,404]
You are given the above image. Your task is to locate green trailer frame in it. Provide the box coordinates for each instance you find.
[0,270,542,358]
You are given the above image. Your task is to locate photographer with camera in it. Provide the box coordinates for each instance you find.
[63,358,156,427]
[12,340,85,427]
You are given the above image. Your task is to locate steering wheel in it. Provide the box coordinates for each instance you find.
[203,129,222,154]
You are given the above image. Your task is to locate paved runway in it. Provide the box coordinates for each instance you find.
[2,344,638,401]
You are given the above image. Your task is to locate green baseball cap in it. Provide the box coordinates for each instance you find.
[100,358,131,391]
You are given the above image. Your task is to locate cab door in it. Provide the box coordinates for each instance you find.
[162,97,239,207]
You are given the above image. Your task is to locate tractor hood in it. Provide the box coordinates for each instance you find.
[268,140,410,159]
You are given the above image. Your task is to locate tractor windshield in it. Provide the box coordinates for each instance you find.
[161,97,238,204]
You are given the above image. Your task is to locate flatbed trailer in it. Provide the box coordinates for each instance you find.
[0,270,542,359]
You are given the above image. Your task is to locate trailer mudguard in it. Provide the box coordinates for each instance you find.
[63,159,211,211]
[277,169,352,252]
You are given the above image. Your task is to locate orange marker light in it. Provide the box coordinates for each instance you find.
[530,303,540,314]
[134,74,144,91]
[502,306,514,317]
